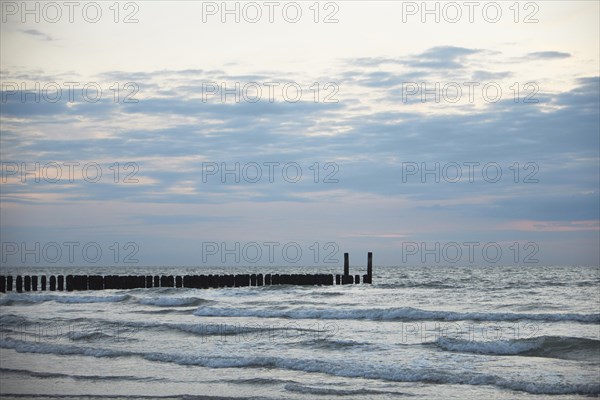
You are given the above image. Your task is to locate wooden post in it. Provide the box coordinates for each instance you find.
[16,276,23,292]
[31,276,38,291]
[89,276,103,290]
[41,276,47,291]
[24,276,31,291]
[49,276,56,291]
[344,253,349,276]
[367,251,373,281]
[0,276,5,293]
[57,275,64,291]
[6,276,13,291]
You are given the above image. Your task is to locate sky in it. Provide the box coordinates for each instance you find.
[0,0,599,267]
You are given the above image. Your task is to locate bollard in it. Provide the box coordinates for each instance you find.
[88,275,104,290]
[73,275,87,290]
[344,253,349,276]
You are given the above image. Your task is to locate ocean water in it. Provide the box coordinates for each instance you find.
[0,265,599,399]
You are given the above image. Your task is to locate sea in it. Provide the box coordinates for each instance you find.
[0,265,599,399]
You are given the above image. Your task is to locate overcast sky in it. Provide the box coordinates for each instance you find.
[1,1,598,267]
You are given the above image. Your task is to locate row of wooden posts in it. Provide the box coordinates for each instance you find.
[0,252,373,293]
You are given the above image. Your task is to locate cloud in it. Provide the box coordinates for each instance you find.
[526,51,571,59]
[22,29,53,41]
[348,46,482,70]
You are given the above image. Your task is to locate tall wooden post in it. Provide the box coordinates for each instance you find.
[344,253,349,276]
[368,251,373,279]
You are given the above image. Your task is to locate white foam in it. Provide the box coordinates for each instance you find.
[435,336,544,355]
[0,293,129,305]
[192,306,600,323]
[1,338,598,395]
[138,297,206,307]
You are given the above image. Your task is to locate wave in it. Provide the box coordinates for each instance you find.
[192,306,600,323]
[283,383,411,396]
[0,293,129,305]
[0,367,159,382]
[81,319,325,341]
[434,335,600,361]
[2,338,598,395]
[138,297,210,307]
[68,331,114,341]
[292,338,370,350]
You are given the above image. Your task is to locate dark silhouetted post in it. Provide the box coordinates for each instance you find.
[31,276,38,291]
[41,276,47,291]
[50,276,56,291]
[6,276,13,291]
[344,253,349,276]
[363,252,373,284]
[57,275,64,291]
[16,276,23,292]
[24,276,31,291]
[0,276,5,293]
